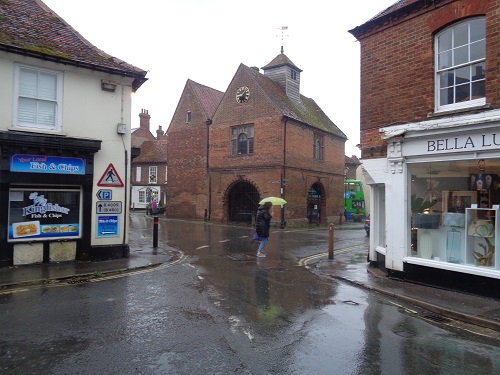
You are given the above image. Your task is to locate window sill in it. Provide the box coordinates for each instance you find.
[428,103,491,118]
[9,126,63,135]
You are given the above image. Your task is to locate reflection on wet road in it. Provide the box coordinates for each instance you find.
[0,214,498,374]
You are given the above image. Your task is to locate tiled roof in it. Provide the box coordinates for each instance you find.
[189,80,224,119]
[0,0,147,90]
[349,0,427,38]
[368,0,418,22]
[261,53,303,72]
[133,140,168,163]
[345,155,361,166]
[245,63,347,139]
[131,127,155,149]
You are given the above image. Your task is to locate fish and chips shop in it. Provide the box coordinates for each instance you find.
[0,131,129,267]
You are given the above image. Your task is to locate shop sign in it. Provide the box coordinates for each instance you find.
[405,131,500,156]
[8,189,81,241]
[97,215,119,237]
[10,154,86,175]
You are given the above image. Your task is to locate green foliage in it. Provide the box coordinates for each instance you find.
[411,194,438,214]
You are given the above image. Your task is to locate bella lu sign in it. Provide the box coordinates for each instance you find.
[405,131,500,156]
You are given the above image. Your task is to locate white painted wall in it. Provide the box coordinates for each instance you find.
[1,51,136,248]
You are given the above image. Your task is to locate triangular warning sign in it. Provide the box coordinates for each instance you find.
[97,163,124,187]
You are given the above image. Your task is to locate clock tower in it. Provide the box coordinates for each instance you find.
[261,52,302,104]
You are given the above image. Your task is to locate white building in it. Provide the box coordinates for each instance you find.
[0,0,147,266]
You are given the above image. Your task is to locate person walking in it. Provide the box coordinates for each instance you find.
[255,201,272,257]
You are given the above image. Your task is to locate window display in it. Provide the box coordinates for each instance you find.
[409,159,500,270]
[8,188,81,242]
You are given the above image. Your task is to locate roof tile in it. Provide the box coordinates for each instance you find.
[0,0,147,83]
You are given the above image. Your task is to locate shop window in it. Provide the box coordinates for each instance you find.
[14,64,63,131]
[139,190,146,203]
[8,188,81,242]
[435,17,486,112]
[408,160,500,270]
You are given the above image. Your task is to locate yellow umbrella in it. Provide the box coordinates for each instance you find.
[259,197,287,206]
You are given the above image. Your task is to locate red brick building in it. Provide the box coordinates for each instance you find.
[166,80,224,219]
[350,0,500,297]
[131,110,167,210]
[167,53,347,226]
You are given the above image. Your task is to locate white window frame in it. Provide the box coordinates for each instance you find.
[165,166,168,184]
[435,17,486,113]
[149,166,157,184]
[138,190,146,204]
[135,166,142,182]
[13,64,63,131]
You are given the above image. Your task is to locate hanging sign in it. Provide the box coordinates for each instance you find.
[97,163,124,187]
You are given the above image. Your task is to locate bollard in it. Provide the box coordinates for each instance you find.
[153,216,158,248]
[328,223,334,259]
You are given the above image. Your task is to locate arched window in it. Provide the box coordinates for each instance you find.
[231,125,254,155]
[435,17,486,112]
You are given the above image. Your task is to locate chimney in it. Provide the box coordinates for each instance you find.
[156,125,164,140]
[139,109,150,130]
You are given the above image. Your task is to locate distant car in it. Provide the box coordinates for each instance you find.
[364,215,370,236]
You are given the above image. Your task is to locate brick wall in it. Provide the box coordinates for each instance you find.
[166,84,209,219]
[357,0,498,159]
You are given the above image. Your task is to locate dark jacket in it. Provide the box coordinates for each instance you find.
[256,205,272,238]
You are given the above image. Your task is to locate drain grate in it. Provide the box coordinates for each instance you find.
[423,313,450,323]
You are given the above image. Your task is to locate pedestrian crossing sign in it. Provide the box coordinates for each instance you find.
[97,163,124,187]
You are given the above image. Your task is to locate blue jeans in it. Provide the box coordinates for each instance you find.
[257,237,269,252]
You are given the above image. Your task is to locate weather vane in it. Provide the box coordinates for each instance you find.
[277,26,288,54]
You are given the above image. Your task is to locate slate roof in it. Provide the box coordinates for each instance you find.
[349,0,424,38]
[243,62,347,139]
[133,140,168,163]
[0,0,147,91]
[188,80,224,119]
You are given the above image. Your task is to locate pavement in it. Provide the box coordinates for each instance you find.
[1,217,499,335]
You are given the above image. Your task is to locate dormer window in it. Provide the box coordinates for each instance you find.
[186,111,191,123]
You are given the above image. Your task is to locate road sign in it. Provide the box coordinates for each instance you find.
[96,201,122,214]
[97,215,119,237]
[97,163,124,187]
[96,189,112,200]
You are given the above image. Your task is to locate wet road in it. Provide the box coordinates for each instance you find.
[1,215,499,374]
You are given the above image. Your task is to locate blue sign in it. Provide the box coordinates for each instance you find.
[97,215,119,237]
[96,189,112,200]
[10,154,86,175]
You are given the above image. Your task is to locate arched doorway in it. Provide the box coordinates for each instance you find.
[307,182,325,224]
[227,181,260,223]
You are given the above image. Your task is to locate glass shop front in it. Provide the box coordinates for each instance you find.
[408,158,500,272]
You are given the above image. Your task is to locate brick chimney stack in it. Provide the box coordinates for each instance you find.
[156,125,164,140]
[139,109,150,130]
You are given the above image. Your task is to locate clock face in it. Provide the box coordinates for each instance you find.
[236,86,250,103]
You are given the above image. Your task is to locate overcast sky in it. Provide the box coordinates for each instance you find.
[42,0,397,156]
